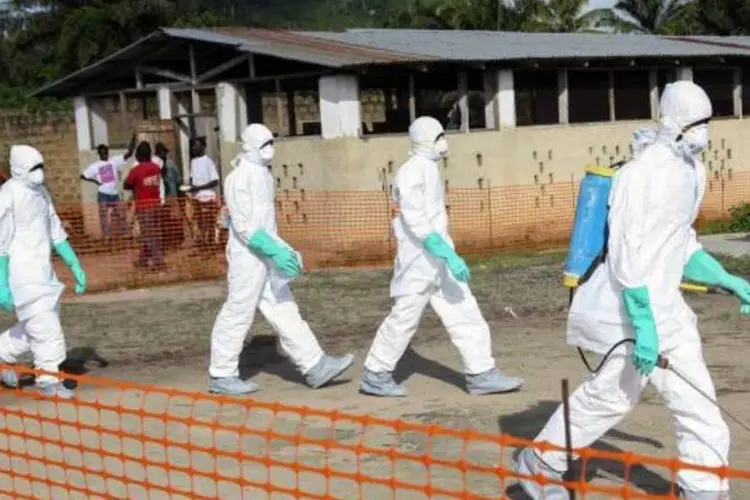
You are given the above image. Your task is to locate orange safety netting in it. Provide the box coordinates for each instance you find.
[0,366,747,499]
[53,171,748,294]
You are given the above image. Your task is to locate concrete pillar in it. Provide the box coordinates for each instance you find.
[457,71,469,132]
[676,67,693,81]
[497,69,516,129]
[216,82,247,142]
[733,68,742,118]
[557,69,569,125]
[73,97,91,151]
[319,74,361,139]
[177,96,191,180]
[483,71,498,130]
[157,87,172,119]
[89,100,108,147]
[649,69,659,120]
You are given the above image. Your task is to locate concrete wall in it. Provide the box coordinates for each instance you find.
[213,117,746,262]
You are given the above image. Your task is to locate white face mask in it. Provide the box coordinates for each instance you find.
[259,144,275,164]
[27,169,44,185]
[433,137,448,160]
[684,124,709,155]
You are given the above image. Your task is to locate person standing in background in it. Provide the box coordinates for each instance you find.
[154,142,183,247]
[185,137,220,258]
[123,142,166,272]
[80,134,136,246]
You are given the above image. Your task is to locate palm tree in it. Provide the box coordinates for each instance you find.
[534,0,613,32]
[696,0,750,35]
[599,0,694,34]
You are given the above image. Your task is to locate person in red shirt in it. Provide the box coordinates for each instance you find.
[124,141,166,271]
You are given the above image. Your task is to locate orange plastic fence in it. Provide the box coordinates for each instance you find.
[54,171,749,294]
[0,366,747,499]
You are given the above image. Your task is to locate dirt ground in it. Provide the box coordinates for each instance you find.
[0,250,749,499]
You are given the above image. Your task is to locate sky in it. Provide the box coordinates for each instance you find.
[587,0,616,9]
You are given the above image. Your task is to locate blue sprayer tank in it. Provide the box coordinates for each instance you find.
[563,164,619,288]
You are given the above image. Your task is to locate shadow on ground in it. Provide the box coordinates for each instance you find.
[238,334,352,388]
[498,401,678,498]
[8,346,110,390]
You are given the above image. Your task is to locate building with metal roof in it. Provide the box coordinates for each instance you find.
[43,27,750,241]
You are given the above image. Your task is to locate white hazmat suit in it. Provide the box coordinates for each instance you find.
[0,145,87,399]
[360,116,523,397]
[514,81,738,500]
[208,124,354,395]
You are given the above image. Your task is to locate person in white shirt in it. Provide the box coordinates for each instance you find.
[80,136,135,244]
[186,137,220,258]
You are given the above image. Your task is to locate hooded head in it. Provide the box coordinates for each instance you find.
[658,81,712,156]
[631,127,657,156]
[409,116,448,161]
[240,124,275,166]
[10,145,45,186]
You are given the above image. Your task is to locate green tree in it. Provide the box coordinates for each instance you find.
[695,0,750,35]
[534,0,613,32]
[599,0,696,34]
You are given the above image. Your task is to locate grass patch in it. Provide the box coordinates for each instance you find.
[468,247,567,271]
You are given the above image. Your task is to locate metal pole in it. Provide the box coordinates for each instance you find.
[561,379,576,500]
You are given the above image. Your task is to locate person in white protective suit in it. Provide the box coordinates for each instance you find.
[514,81,749,500]
[359,116,524,397]
[0,145,87,399]
[208,123,354,395]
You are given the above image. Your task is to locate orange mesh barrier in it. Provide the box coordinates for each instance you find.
[53,172,750,293]
[1,366,747,499]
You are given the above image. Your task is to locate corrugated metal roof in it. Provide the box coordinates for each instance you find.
[33,28,750,97]
[162,27,427,67]
[302,29,750,61]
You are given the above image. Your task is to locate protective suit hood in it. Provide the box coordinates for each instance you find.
[236,124,275,167]
[657,81,712,157]
[631,127,657,156]
[10,145,44,186]
[409,117,448,161]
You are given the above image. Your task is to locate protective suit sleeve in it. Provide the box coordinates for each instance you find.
[224,172,260,243]
[0,188,13,256]
[46,191,68,246]
[607,164,649,290]
[395,163,433,240]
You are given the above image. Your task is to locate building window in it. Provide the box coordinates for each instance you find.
[693,68,734,117]
[568,70,610,124]
[514,70,558,126]
[245,77,321,137]
[467,70,487,130]
[613,70,650,120]
[415,70,459,130]
[359,72,411,134]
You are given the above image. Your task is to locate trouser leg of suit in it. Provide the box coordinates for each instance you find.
[535,350,645,471]
[364,291,432,373]
[650,342,730,493]
[258,282,324,374]
[429,280,496,375]
[24,309,66,385]
[534,342,729,493]
[209,265,266,379]
[0,322,31,364]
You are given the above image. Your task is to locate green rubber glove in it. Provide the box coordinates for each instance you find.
[684,249,750,316]
[54,240,86,295]
[0,255,13,312]
[423,232,470,282]
[248,229,301,279]
[622,286,659,376]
